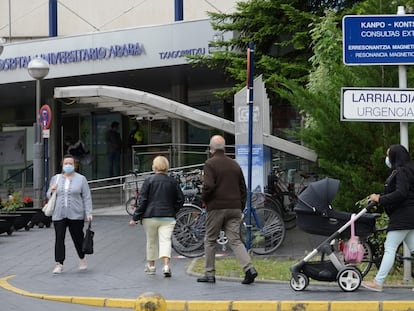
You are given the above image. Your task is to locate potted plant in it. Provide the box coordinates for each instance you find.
[23,196,33,207]
[1,192,25,212]
[1,192,39,232]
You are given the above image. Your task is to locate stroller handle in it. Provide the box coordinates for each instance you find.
[365,200,378,212]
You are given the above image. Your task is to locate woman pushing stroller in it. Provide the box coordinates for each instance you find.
[362,144,414,292]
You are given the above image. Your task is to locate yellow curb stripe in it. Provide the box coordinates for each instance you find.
[44,295,74,303]
[383,301,414,311]
[280,301,328,311]
[2,275,414,311]
[330,301,379,311]
[71,296,109,307]
[164,300,186,311]
[105,298,136,309]
[186,300,230,311]
[233,300,278,311]
[0,275,40,298]
[0,275,134,308]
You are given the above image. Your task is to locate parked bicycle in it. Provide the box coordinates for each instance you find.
[124,170,142,216]
[172,203,207,258]
[349,223,384,277]
[170,169,203,206]
[172,197,286,258]
[347,221,414,278]
[265,169,319,230]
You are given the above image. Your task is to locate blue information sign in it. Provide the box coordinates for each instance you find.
[343,15,414,65]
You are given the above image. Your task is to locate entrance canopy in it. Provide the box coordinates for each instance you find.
[54,85,317,162]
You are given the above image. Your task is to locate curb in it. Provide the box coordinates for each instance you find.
[2,275,414,311]
[0,275,136,309]
[186,257,414,289]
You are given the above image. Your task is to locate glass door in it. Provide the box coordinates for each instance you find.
[92,113,122,179]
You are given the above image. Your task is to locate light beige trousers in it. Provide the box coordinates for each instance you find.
[142,218,176,261]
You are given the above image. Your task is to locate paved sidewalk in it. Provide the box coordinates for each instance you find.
[0,206,413,311]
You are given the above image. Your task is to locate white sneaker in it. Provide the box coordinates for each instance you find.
[52,263,63,274]
[79,258,87,271]
[162,265,171,277]
[144,264,156,275]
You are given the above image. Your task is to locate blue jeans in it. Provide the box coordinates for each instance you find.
[375,229,414,285]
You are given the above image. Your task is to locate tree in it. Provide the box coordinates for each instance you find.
[279,0,414,209]
[192,0,358,99]
[193,0,414,209]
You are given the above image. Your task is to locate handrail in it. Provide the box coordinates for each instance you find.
[87,163,206,208]
[3,163,33,184]
[131,143,235,172]
[88,163,205,189]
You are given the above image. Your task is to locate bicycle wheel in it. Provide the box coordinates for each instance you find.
[348,239,373,277]
[265,195,296,230]
[125,197,136,216]
[241,205,286,255]
[283,194,298,230]
[172,204,206,258]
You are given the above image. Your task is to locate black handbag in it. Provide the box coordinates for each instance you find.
[82,221,94,255]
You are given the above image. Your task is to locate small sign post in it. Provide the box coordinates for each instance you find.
[39,104,52,198]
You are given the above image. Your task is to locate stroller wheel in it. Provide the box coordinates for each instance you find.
[290,273,309,291]
[337,267,362,292]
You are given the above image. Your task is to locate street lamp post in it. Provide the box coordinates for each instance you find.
[28,58,49,209]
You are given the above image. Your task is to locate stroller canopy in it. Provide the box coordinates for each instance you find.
[295,177,340,214]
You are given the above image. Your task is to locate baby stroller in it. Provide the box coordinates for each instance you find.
[290,177,378,292]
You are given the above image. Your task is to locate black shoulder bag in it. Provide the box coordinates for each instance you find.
[82,221,94,255]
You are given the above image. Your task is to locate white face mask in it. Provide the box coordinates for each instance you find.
[63,164,75,173]
[385,156,392,169]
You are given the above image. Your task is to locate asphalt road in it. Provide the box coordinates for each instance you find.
[0,209,414,311]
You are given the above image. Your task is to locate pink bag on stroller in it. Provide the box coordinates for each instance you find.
[343,213,365,263]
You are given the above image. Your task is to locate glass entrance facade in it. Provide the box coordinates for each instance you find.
[61,112,180,180]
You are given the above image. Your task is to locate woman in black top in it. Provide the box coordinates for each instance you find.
[129,156,184,277]
[362,144,414,292]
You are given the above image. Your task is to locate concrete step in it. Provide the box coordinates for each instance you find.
[91,184,126,209]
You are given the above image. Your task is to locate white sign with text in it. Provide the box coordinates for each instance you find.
[341,87,414,121]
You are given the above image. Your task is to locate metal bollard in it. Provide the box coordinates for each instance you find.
[135,292,166,311]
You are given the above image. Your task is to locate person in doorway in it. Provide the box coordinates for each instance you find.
[128,123,144,171]
[105,121,122,177]
[128,123,144,147]
[362,144,414,292]
[129,155,184,277]
[197,135,258,284]
[47,154,93,274]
